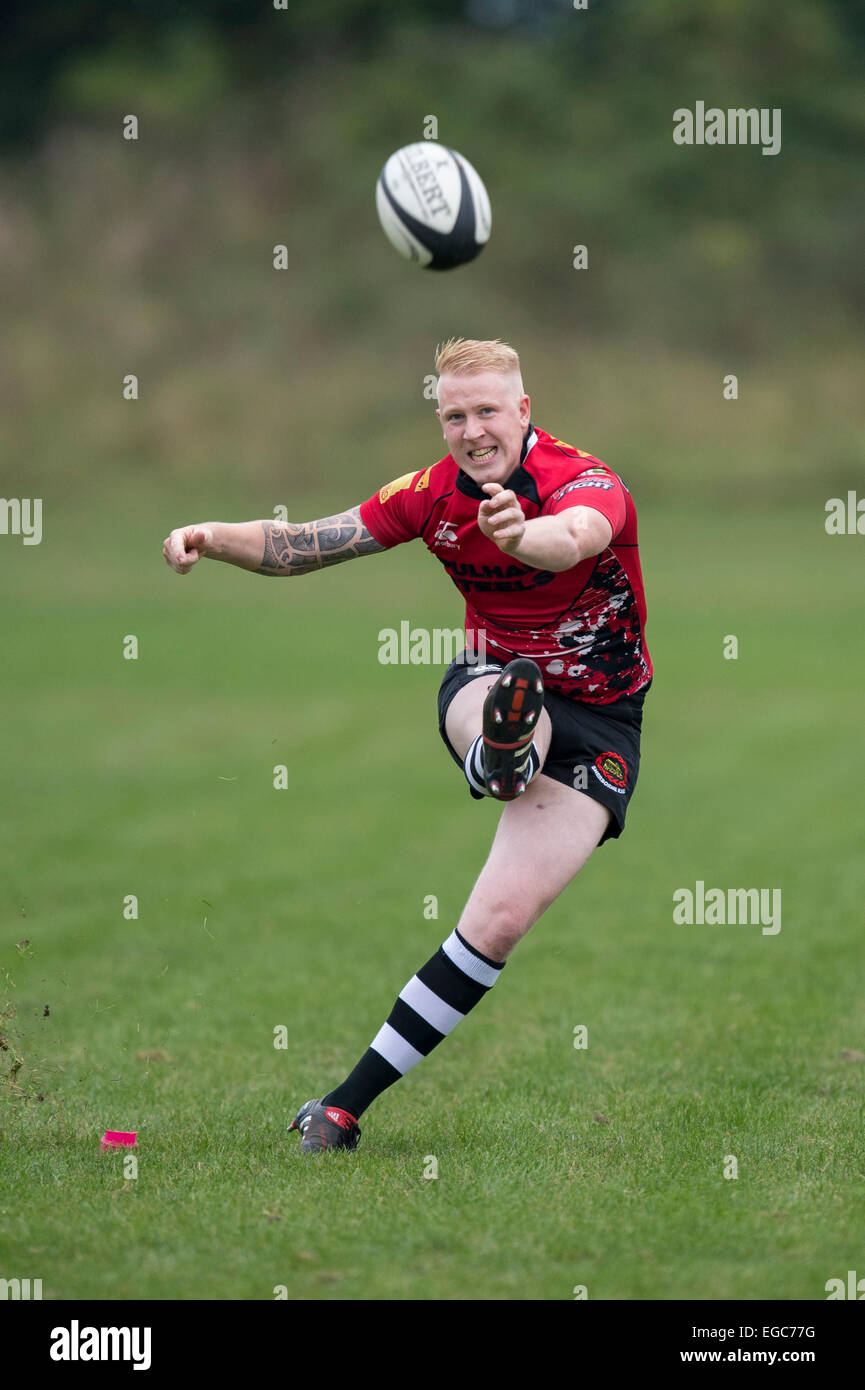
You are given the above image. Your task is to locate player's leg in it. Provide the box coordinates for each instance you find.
[292,778,609,1152]
[455,774,611,960]
[289,678,647,1152]
[456,684,650,957]
[445,658,552,800]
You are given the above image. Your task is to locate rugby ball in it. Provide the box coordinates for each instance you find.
[375,142,491,270]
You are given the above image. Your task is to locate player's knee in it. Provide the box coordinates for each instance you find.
[473,897,541,959]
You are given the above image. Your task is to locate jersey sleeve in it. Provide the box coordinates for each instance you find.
[541,468,628,541]
[359,469,429,548]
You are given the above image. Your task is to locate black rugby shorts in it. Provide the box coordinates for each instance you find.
[437,653,651,845]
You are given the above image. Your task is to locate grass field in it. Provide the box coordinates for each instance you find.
[1,496,863,1301]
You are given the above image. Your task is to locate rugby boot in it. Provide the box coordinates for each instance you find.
[482,658,545,801]
[288,1098,361,1154]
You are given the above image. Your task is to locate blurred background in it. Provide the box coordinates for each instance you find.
[1,0,864,1301]
[1,0,863,514]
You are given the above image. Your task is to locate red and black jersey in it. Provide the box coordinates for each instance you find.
[359,425,652,704]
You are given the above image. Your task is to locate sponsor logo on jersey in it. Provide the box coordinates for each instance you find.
[591,751,628,792]
[552,476,614,503]
[564,478,614,492]
[379,472,417,504]
[433,520,459,548]
[442,558,555,592]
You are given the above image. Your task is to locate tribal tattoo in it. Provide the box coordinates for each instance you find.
[257,505,385,575]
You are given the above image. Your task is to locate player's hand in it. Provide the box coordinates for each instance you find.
[478,483,526,553]
[162,524,214,575]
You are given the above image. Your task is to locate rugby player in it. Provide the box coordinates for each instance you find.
[162,338,652,1153]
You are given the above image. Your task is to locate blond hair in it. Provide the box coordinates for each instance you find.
[434,337,524,399]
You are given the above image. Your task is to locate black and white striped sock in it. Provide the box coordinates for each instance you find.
[463,732,541,797]
[321,928,505,1119]
[463,732,489,795]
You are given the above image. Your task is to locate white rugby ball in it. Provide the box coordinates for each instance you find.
[375,142,491,270]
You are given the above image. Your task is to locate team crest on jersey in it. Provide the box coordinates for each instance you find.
[591,751,628,792]
[379,472,416,504]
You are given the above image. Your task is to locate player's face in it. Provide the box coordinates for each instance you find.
[436,372,531,486]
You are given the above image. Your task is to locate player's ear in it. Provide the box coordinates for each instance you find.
[519,393,531,426]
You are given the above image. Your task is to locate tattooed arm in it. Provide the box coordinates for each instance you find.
[256,506,385,575]
[162,506,385,577]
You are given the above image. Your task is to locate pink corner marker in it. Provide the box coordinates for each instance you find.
[101,1130,137,1149]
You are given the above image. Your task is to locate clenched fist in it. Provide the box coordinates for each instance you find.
[477,483,526,554]
[162,524,215,575]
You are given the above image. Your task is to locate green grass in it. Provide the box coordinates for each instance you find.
[1,500,863,1300]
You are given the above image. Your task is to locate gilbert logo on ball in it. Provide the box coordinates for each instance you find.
[376,142,491,270]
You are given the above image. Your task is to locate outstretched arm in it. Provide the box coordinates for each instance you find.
[163,505,386,577]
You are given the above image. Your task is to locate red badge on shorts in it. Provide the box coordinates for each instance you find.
[593,751,628,791]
